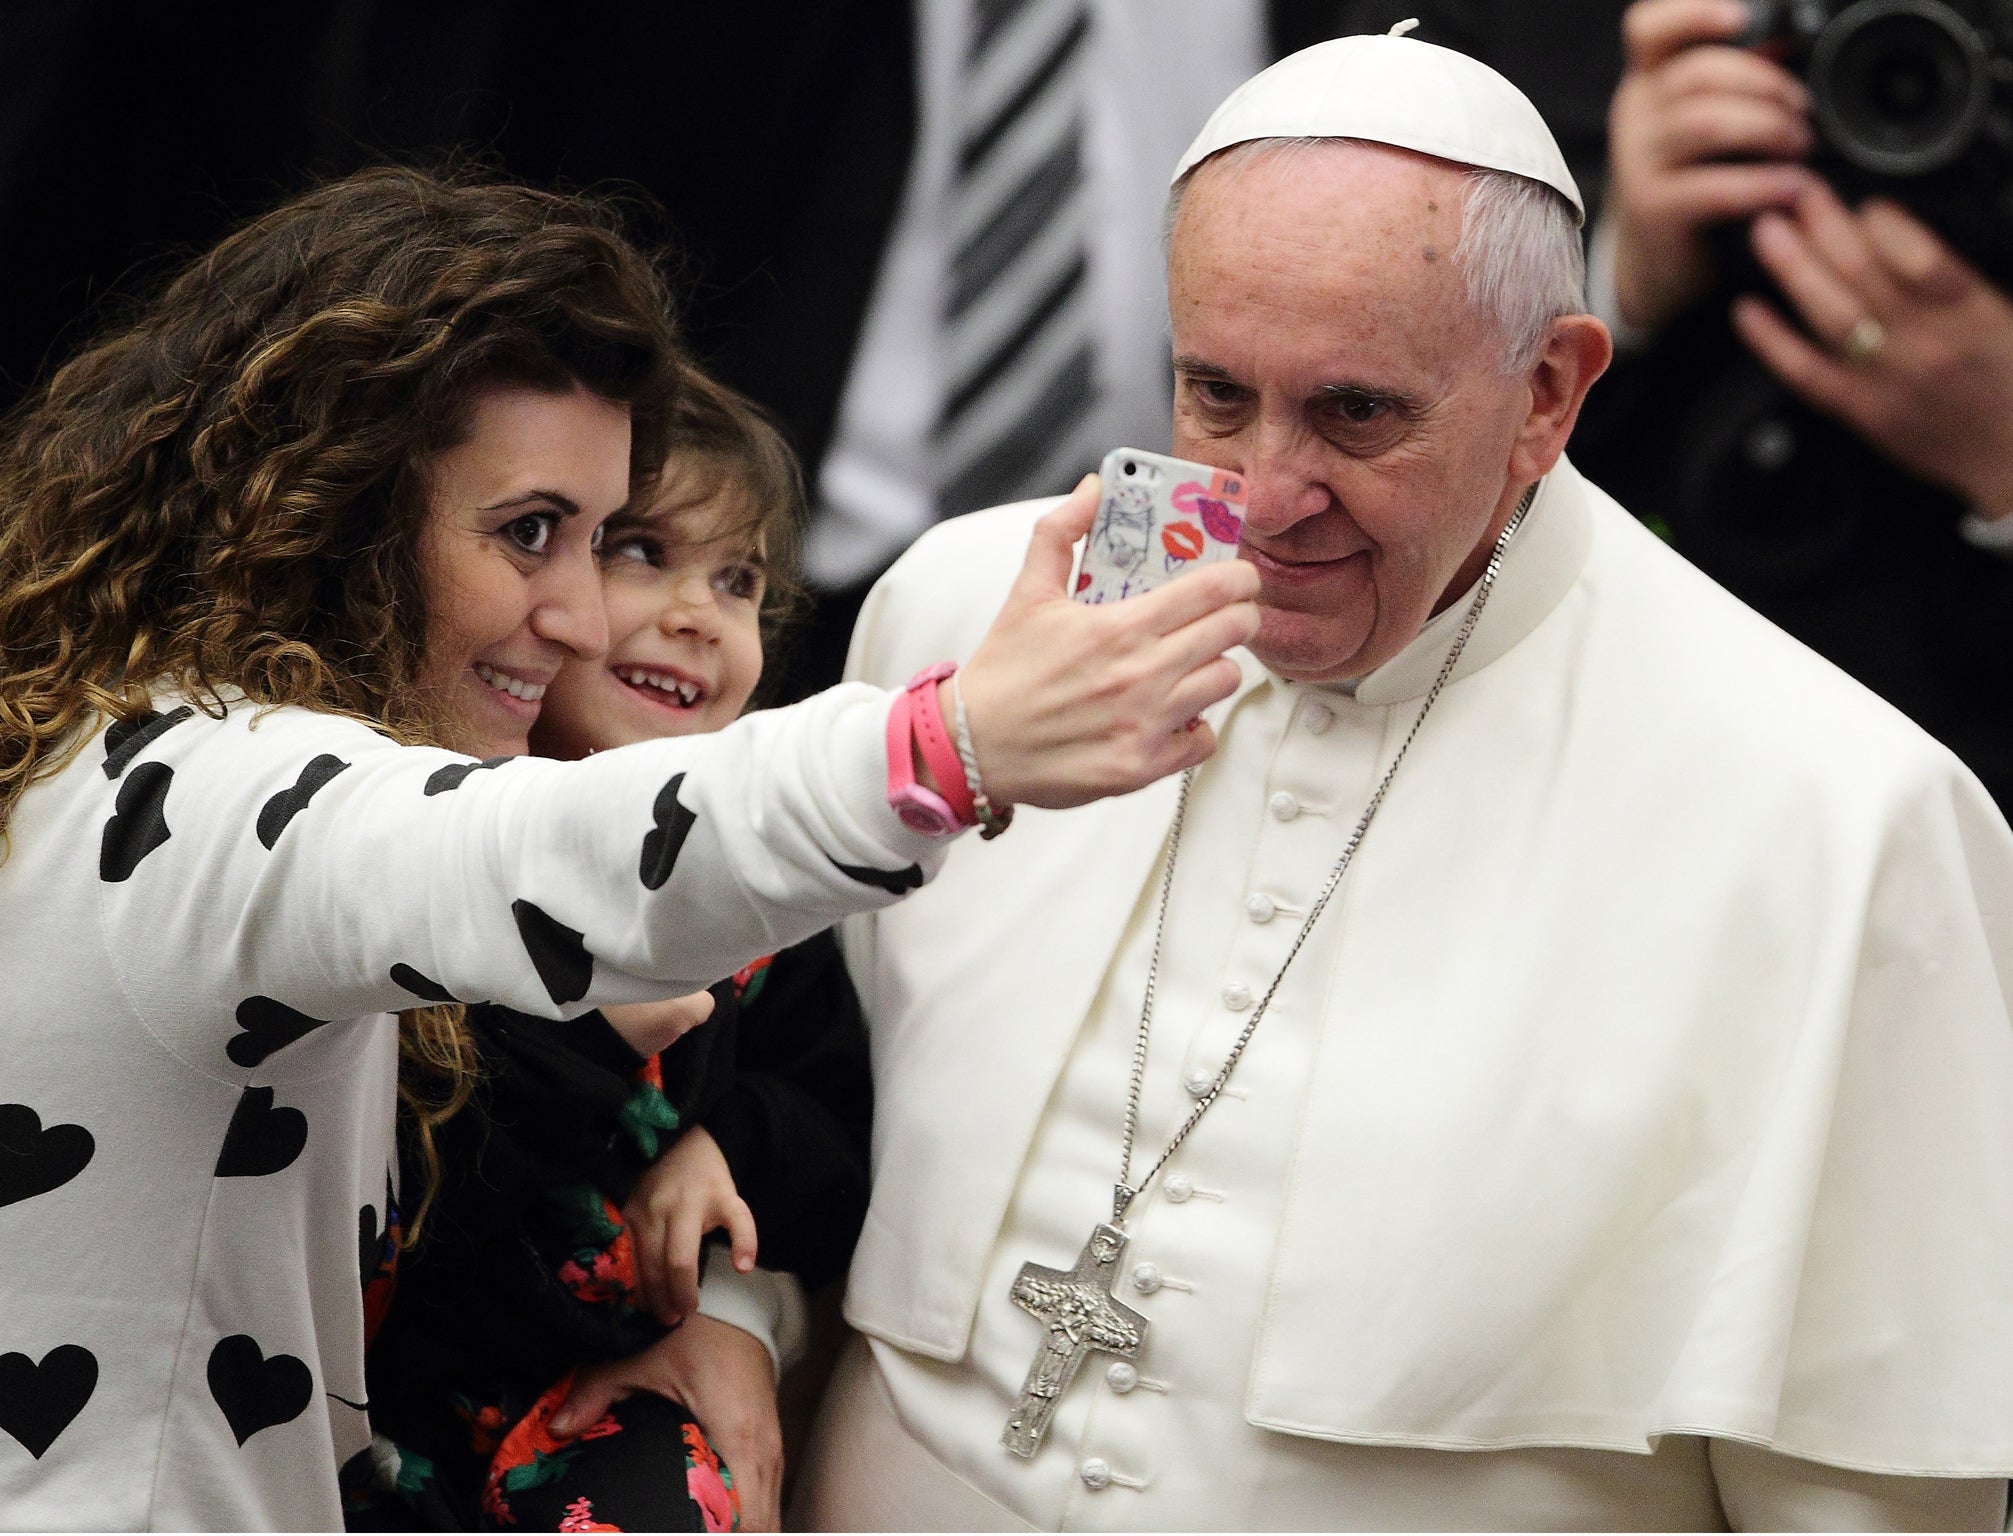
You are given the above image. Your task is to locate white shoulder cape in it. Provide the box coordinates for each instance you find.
[840,458,2013,1476]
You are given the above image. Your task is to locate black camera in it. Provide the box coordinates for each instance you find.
[1741,0,2013,278]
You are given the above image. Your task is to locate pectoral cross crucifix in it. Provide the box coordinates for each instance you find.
[1001,1222,1148,1458]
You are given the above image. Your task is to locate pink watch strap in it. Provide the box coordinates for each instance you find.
[884,684,965,836]
[907,668,977,827]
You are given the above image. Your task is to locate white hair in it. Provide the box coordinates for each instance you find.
[1166,137,1585,374]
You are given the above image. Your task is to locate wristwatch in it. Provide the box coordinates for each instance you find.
[884,662,974,837]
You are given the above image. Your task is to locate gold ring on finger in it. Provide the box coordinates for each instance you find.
[1843,315,1886,365]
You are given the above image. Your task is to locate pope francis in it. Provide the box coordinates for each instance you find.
[795,27,2013,1532]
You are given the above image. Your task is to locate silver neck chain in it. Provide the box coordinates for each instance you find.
[1112,489,1535,1226]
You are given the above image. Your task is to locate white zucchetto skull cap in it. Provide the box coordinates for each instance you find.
[1171,19,1585,224]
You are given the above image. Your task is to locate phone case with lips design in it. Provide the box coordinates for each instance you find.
[1074,447,1248,605]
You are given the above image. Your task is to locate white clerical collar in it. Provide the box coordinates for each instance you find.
[1355,458,1593,706]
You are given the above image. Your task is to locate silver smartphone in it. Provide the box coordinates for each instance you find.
[1073,447,1248,604]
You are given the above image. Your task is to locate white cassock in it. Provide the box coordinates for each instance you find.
[797,459,2013,1531]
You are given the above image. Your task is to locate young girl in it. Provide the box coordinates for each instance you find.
[359,373,869,1533]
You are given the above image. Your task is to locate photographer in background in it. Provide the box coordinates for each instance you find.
[1594,0,2013,813]
[1340,0,2013,814]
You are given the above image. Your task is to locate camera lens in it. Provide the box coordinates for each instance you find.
[1123,460,1137,476]
[1811,0,1989,175]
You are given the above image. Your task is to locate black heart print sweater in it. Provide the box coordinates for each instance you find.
[0,685,943,1529]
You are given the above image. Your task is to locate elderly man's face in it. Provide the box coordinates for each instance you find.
[1169,142,1536,682]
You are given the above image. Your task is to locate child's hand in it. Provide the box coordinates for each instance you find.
[602,989,715,1059]
[621,1126,758,1326]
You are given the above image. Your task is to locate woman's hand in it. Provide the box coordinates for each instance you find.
[602,990,716,1059]
[956,475,1260,810]
[621,1126,758,1326]
[547,1316,785,1532]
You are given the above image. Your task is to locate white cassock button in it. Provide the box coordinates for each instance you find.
[1132,1262,1162,1294]
[1107,1362,1139,1394]
[1245,892,1276,923]
[1163,1172,1194,1203]
[1184,1067,1214,1097]
[1080,1457,1112,1490]
[1268,791,1301,821]
[1301,700,1335,735]
[1221,982,1252,1011]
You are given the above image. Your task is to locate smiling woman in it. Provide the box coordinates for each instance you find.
[0,168,704,1531]
[419,384,634,758]
[0,167,1259,1529]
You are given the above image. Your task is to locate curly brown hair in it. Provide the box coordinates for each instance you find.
[0,164,684,830]
[0,165,689,1237]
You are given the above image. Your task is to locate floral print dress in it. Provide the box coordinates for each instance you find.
[349,932,871,1532]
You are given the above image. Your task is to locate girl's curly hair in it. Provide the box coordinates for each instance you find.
[0,165,689,1238]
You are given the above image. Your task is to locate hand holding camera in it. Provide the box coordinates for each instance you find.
[1734,179,2013,514]
[1610,0,1818,335]
[1612,0,2013,515]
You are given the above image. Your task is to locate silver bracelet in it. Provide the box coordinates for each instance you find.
[949,673,1013,840]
